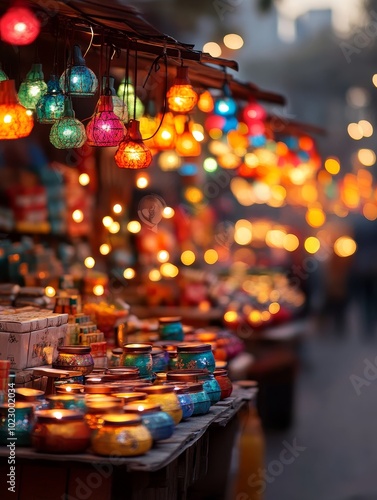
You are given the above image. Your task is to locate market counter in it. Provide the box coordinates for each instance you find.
[0,389,251,500]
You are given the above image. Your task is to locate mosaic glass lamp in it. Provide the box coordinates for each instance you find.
[18,63,47,110]
[0,4,40,46]
[60,45,98,97]
[0,79,33,139]
[86,95,125,147]
[115,119,152,169]
[36,75,64,124]
[49,99,86,149]
[167,66,198,113]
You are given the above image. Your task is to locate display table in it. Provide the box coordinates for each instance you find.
[0,390,251,500]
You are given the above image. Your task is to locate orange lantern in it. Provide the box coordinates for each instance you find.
[198,90,214,113]
[115,119,152,169]
[175,121,201,157]
[154,113,176,150]
[167,66,198,113]
[0,79,33,139]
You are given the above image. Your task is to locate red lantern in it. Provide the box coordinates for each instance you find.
[0,79,33,139]
[247,121,266,136]
[204,114,226,132]
[243,100,267,124]
[115,119,152,169]
[0,4,40,46]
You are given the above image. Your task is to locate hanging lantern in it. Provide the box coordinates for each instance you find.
[117,79,144,119]
[0,64,8,82]
[204,114,226,132]
[153,113,176,150]
[0,79,33,139]
[49,99,87,149]
[243,100,267,124]
[18,63,47,110]
[0,4,40,46]
[115,119,152,169]
[158,150,182,171]
[60,45,98,97]
[36,75,64,123]
[175,121,201,157]
[86,95,125,147]
[198,90,214,113]
[103,76,128,122]
[214,83,237,117]
[167,66,198,113]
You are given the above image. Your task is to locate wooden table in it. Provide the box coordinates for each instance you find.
[0,390,251,500]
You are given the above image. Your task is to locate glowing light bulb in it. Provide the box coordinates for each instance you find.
[157,250,169,263]
[113,204,122,214]
[93,284,104,296]
[84,257,95,269]
[102,216,113,228]
[44,286,56,298]
[123,268,136,279]
[136,175,149,189]
[79,173,90,186]
[127,221,141,233]
[99,244,111,255]
[72,209,84,223]
[109,221,120,234]
[162,207,175,219]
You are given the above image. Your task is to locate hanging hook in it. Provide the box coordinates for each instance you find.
[83,25,94,58]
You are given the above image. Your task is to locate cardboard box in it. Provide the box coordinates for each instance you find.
[0,310,68,333]
[0,324,67,370]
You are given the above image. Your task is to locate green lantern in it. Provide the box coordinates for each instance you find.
[103,76,128,123]
[117,79,144,119]
[49,99,87,149]
[0,64,9,82]
[18,63,47,110]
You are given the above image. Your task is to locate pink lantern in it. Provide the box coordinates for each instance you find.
[86,95,125,147]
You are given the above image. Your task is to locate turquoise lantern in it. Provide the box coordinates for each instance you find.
[36,75,64,123]
[60,45,98,97]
